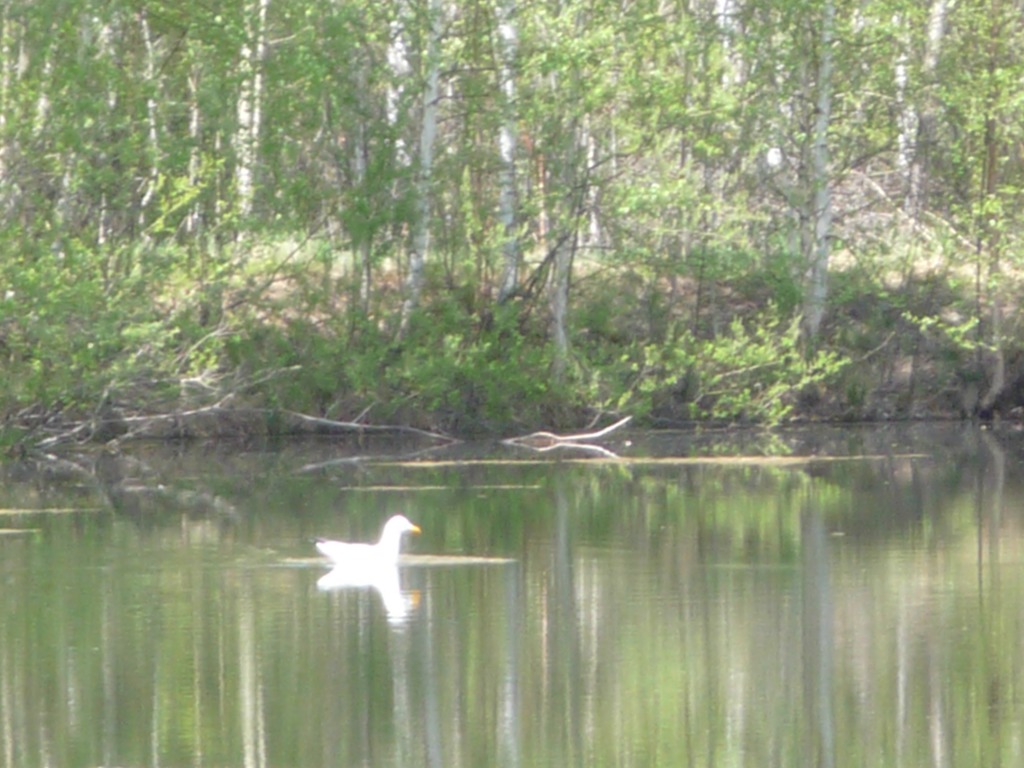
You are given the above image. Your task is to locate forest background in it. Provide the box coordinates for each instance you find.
[0,0,1019,444]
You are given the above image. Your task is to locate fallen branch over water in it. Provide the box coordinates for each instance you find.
[501,415,632,458]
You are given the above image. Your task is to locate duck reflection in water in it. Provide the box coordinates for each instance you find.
[314,515,423,623]
[316,562,420,622]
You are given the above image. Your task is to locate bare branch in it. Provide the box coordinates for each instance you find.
[501,416,632,456]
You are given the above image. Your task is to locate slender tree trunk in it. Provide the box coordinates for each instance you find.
[234,0,269,223]
[0,6,12,218]
[717,0,741,86]
[898,0,947,219]
[387,4,411,168]
[978,110,1003,411]
[386,3,411,323]
[550,236,574,382]
[399,0,443,335]
[34,55,52,136]
[583,116,602,252]
[802,0,834,341]
[549,126,583,384]
[495,0,521,303]
[912,0,947,215]
[187,63,203,238]
[137,10,159,233]
[353,98,372,313]
[978,12,1005,413]
[234,42,255,220]
[894,18,914,182]
[86,18,118,248]
[895,2,946,411]
[544,5,592,382]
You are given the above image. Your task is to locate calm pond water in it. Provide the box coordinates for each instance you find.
[2,423,1024,767]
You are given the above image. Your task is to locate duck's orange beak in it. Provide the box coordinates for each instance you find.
[410,524,422,534]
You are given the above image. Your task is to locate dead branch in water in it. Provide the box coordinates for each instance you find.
[28,402,458,451]
[501,416,632,458]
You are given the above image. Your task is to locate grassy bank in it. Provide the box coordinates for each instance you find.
[0,235,1014,450]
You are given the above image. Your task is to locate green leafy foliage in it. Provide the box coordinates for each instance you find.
[385,306,559,434]
[616,307,847,426]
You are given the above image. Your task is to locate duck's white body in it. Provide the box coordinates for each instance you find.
[315,514,421,566]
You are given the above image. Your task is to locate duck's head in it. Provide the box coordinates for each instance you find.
[382,514,421,540]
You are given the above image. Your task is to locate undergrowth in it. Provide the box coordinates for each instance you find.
[0,234,1013,443]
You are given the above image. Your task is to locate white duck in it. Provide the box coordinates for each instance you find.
[314,514,421,566]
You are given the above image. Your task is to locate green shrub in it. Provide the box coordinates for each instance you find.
[614,306,848,425]
[386,307,558,433]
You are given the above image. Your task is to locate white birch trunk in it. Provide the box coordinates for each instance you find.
[34,57,52,135]
[802,0,834,341]
[138,10,159,230]
[582,115,602,253]
[234,0,269,222]
[495,0,520,303]
[893,17,914,177]
[0,7,26,220]
[544,13,584,381]
[979,0,1005,413]
[715,0,741,86]
[922,0,947,75]
[548,113,581,381]
[353,107,372,311]
[235,52,254,219]
[550,237,573,382]
[906,0,947,218]
[399,0,443,334]
[187,65,202,237]
[386,8,411,168]
[0,8,11,213]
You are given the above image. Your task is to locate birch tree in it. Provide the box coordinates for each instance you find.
[495,0,521,303]
[234,0,270,222]
[387,2,411,168]
[186,61,203,238]
[967,0,1023,413]
[352,69,374,312]
[137,9,160,233]
[399,0,444,334]
[801,0,834,341]
[529,0,595,382]
[895,0,947,221]
[0,4,16,221]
